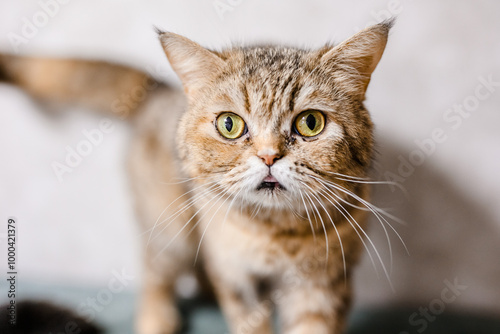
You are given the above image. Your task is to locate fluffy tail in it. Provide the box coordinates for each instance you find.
[0,54,159,118]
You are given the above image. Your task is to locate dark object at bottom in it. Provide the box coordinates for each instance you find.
[0,300,102,334]
[349,307,500,334]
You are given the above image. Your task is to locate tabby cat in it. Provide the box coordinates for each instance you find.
[0,20,393,334]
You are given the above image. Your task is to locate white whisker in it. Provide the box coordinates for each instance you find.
[302,182,347,281]
[145,179,219,244]
[221,187,244,233]
[316,168,407,196]
[317,187,380,278]
[314,176,409,286]
[306,174,407,290]
[148,182,222,243]
[314,176,395,269]
[334,177,407,195]
[194,184,238,264]
[325,179,409,257]
[298,189,316,241]
[153,186,226,261]
[159,174,217,185]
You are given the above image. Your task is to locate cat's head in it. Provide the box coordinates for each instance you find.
[159,22,391,211]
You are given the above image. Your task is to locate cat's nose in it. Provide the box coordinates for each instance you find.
[259,153,281,166]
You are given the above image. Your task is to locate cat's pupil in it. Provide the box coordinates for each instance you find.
[225,117,233,132]
[306,114,316,130]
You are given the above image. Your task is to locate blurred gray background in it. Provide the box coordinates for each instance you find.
[0,0,499,330]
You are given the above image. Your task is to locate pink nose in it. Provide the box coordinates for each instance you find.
[259,154,280,166]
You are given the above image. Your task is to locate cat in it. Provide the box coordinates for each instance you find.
[0,19,393,334]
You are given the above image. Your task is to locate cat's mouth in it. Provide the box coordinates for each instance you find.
[256,175,285,191]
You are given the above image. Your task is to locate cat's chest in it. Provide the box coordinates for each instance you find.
[198,207,317,275]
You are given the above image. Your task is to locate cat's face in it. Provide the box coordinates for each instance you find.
[160,23,391,211]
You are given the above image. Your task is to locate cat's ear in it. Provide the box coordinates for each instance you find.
[319,20,393,97]
[157,30,226,94]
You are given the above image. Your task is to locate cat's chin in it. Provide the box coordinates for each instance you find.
[241,184,295,210]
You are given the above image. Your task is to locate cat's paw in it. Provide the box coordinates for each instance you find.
[135,303,181,334]
[285,320,331,334]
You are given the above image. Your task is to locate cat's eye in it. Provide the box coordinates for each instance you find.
[294,110,325,137]
[216,112,246,139]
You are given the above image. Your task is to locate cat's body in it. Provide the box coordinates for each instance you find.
[0,21,392,334]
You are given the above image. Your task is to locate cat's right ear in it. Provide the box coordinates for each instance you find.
[157,30,226,94]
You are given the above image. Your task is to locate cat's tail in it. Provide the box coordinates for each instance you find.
[0,53,159,118]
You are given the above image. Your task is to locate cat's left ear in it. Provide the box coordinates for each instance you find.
[319,19,394,97]
[158,30,226,94]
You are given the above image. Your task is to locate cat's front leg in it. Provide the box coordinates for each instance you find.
[277,274,351,334]
[136,268,181,334]
[135,240,194,334]
[208,269,274,334]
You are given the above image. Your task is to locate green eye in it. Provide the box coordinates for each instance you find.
[216,112,246,139]
[294,110,325,137]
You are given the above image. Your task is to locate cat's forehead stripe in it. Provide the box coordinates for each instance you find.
[241,83,251,116]
[239,47,305,122]
[244,74,298,121]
